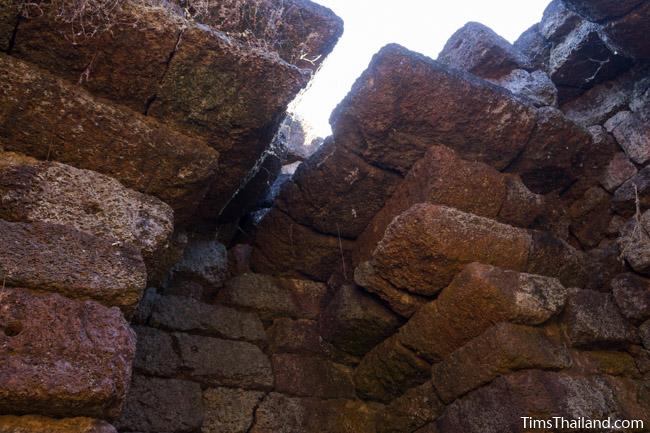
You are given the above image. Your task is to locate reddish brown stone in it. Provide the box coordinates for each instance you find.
[0,415,116,433]
[612,273,650,323]
[431,323,571,403]
[250,209,354,281]
[268,318,325,355]
[605,110,650,164]
[568,186,613,248]
[331,44,537,173]
[0,287,135,419]
[0,54,219,222]
[438,22,532,79]
[397,263,568,362]
[148,25,309,220]
[0,153,174,264]
[181,0,343,70]
[272,354,355,398]
[0,220,146,314]
[601,152,638,192]
[377,382,443,433]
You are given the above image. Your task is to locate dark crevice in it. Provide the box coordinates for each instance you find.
[6,15,22,54]
[144,27,185,115]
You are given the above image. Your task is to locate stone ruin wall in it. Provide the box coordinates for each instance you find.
[0,0,649,432]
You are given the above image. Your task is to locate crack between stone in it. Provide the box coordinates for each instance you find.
[245,391,269,433]
[144,27,185,115]
[6,14,21,54]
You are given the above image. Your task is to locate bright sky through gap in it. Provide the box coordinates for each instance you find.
[289,0,551,141]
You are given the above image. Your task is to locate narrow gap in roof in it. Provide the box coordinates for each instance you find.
[286,0,551,149]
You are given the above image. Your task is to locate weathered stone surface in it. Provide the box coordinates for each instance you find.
[601,152,638,192]
[568,186,612,247]
[613,166,650,215]
[377,382,443,433]
[435,370,650,433]
[148,25,309,219]
[549,22,631,101]
[563,0,644,21]
[353,335,431,403]
[331,44,537,173]
[491,69,558,107]
[641,320,650,349]
[0,2,17,52]
[612,273,650,323]
[539,0,583,43]
[0,153,173,262]
[251,393,379,433]
[217,273,327,321]
[115,375,203,433]
[0,416,116,433]
[498,175,549,229]
[202,387,265,433]
[354,145,509,263]
[603,1,650,60]
[605,110,650,164]
[13,3,182,113]
[438,22,531,79]
[132,326,181,377]
[565,289,635,348]
[619,211,650,275]
[171,236,228,294]
[514,24,551,70]
[149,295,266,342]
[0,220,146,313]
[175,333,273,388]
[562,75,633,127]
[277,138,400,238]
[0,287,135,419]
[363,204,532,298]
[320,284,401,356]
[398,263,568,362]
[572,349,641,377]
[178,0,343,70]
[268,318,324,355]
[0,54,219,222]
[431,323,571,403]
[250,208,354,281]
[272,354,355,398]
[526,230,589,288]
[508,107,592,194]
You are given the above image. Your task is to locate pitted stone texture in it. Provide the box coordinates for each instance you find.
[250,393,379,433]
[171,236,228,294]
[353,335,431,403]
[491,69,558,107]
[0,416,116,433]
[268,318,325,355]
[539,0,583,43]
[563,0,644,21]
[526,230,589,289]
[507,107,592,194]
[202,387,265,433]
[277,138,401,238]
[115,375,203,433]
[377,382,443,433]
[250,208,354,281]
[272,354,355,398]
[641,321,650,349]
[618,211,650,275]
[565,289,636,348]
[562,75,633,127]
[0,220,146,314]
[0,54,218,222]
[149,295,266,342]
[148,25,310,219]
[132,326,181,377]
[605,110,650,165]
[603,1,650,60]
[184,0,343,70]
[0,287,135,419]
[514,24,551,71]
[549,22,631,101]
[320,284,401,357]
[438,22,531,79]
[431,323,571,403]
[397,263,568,362]
[175,333,273,389]
[601,152,638,192]
[331,44,537,173]
[435,370,650,433]
[612,273,650,323]
[0,153,173,262]
[363,204,532,298]
[613,166,650,215]
[217,273,327,321]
